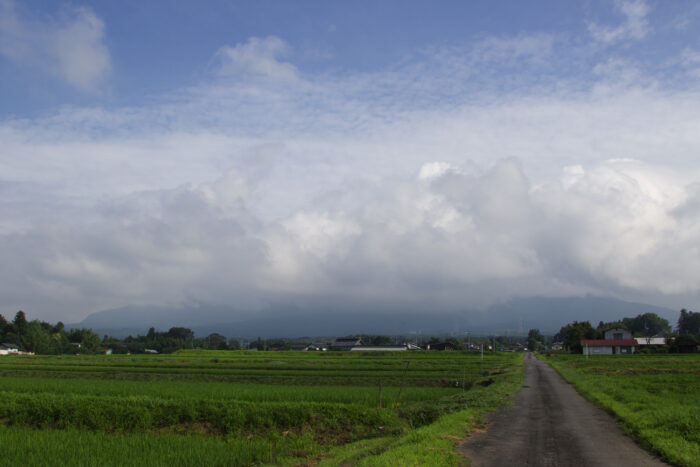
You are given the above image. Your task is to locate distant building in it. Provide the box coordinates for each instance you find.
[0,343,19,355]
[426,342,454,351]
[550,342,564,351]
[581,328,637,355]
[350,345,408,351]
[634,337,667,347]
[331,337,363,351]
[144,349,158,354]
[604,328,632,340]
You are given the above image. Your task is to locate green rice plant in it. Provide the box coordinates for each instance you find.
[0,425,319,466]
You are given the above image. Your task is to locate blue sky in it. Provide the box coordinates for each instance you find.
[3,0,698,116]
[2,0,700,323]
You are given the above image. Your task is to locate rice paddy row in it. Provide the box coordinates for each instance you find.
[0,350,524,466]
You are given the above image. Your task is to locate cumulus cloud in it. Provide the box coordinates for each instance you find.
[589,0,650,44]
[3,23,700,322]
[0,0,110,91]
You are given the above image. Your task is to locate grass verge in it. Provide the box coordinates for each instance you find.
[301,354,524,466]
[541,353,700,467]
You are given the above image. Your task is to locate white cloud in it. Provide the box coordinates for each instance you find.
[419,162,456,180]
[589,0,650,44]
[3,28,700,321]
[0,0,110,91]
[215,36,298,82]
[472,34,554,64]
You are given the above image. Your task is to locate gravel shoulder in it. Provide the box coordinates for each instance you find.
[459,353,668,467]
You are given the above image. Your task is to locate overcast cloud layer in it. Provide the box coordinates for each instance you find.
[2,1,700,323]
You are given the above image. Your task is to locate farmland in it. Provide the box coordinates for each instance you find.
[0,350,523,466]
[542,353,700,466]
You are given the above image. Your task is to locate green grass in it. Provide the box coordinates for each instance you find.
[314,355,524,466]
[0,426,319,467]
[0,351,524,465]
[542,353,700,467]
[0,377,459,406]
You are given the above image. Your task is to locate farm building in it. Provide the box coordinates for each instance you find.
[604,328,632,340]
[634,337,667,347]
[330,337,363,350]
[290,343,328,351]
[581,328,638,355]
[426,342,454,351]
[350,345,408,351]
[550,342,564,351]
[0,343,19,355]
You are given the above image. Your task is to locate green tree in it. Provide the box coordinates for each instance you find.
[24,320,51,354]
[527,329,543,351]
[68,328,102,353]
[205,333,228,350]
[13,310,27,337]
[0,314,8,336]
[555,321,596,353]
[49,332,71,354]
[622,313,671,336]
[677,309,700,335]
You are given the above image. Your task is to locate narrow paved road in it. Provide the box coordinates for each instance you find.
[460,353,667,466]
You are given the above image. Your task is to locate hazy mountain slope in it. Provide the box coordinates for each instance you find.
[69,296,678,338]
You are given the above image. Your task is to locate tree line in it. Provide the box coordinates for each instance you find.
[552,309,700,353]
[0,311,242,354]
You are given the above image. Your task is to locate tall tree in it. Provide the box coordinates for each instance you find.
[555,321,596,353]
[527,329,543,351]
[621,313,671,336]
[13,310,27,337]
[677,309,700,335]
[24,320,51,354]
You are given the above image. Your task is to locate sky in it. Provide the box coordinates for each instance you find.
[2,0,700,324]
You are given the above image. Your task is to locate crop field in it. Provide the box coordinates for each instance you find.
[542,353,700,467]
[0,350,523,466]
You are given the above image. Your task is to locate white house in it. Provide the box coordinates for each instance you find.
[0,343,19,355]
[581,328,638,355]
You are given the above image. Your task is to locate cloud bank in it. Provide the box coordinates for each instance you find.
[2,7,700,323]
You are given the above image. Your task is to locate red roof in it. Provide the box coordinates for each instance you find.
[581,339,638,347]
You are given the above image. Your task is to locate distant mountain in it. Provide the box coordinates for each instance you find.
[68,295,678,338]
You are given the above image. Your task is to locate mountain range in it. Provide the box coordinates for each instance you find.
[68,295,679,339]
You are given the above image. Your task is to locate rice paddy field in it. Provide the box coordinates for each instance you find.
[0,350,524,466]
[542,353,700,467]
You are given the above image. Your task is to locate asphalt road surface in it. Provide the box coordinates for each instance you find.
[460,353,668,467]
